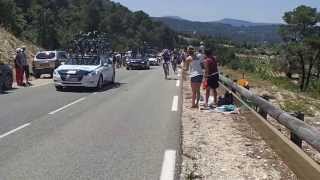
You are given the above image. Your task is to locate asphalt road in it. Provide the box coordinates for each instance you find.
[0,66,181,179]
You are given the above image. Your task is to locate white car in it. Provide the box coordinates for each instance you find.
[148,55,159,66]
[53,55,115,91]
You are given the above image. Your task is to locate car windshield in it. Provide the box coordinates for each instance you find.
[66,57,100,66]
[36,52,56,59]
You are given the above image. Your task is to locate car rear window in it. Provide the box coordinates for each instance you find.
[36,52,56,59]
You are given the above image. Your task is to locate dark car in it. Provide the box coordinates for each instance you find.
[126,55,150,70]
[0,63,13,92]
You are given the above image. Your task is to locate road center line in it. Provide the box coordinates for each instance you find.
[176,80,180,87]
[0,123,31,139]
[160,150,176,180]
[171,96,178,112]
[48,97,86,115]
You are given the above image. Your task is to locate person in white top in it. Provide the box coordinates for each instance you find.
[185,46,204,108]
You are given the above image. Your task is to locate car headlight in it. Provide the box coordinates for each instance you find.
[53,70,58,76]
[88,71,97,77]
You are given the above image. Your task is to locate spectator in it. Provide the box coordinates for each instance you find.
[204,48,219,107]
[185,46,203,108]
[21,46,31,86]
[14,48,24,86]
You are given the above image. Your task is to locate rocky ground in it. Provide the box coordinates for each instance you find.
[180,78,297,180]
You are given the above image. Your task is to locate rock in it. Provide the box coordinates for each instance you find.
[257,156,262,159]
[314,154,320,163]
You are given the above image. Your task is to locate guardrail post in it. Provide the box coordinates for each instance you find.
[290,112,304,148]
[258,95,269,119]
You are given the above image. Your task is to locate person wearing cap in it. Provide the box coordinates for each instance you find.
[185,46,204,108]
[14,48,24,86]
[21,46,30,85]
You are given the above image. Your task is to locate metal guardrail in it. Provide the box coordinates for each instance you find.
[219,75,320,152]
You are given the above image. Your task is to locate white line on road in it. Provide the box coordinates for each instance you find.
[0,123,31,139]
[160,150,176,180]
[48,97,86,115]
[171,96,178,112]
[176,80,180,87]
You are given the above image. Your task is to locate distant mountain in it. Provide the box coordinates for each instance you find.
[162,16,186,20]
[152,17,282,43]
[216,18,277,27]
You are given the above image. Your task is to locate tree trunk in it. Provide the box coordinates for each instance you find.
[305,51,320,90]
[298,53,306,91]
[317,61,320,79]
[305,59,314,91]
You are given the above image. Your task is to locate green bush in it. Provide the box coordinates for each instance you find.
[310,80,320,98]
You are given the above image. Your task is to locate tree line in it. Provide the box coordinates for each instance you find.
[0,0,182,51]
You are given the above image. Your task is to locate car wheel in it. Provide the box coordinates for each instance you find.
[3,73,13,90]
[34,72,41,79]
[127,67,130,70]
[96,76,103,90]
[112,71,115,84]
[55,86,64,91]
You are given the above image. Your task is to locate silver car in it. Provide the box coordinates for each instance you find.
[33,51,68,78]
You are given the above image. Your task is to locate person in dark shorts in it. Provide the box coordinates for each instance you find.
[204,48,219,107]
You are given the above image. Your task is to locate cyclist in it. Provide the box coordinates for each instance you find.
[171,49,178,74]
[162,49,171,79]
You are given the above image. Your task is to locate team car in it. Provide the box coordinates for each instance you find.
[53,55,115,91]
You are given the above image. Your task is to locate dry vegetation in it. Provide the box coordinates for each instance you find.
[0,27,39,65]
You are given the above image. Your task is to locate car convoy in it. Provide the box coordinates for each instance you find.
[0,32,162,93]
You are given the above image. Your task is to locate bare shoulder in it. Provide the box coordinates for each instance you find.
[186,56,193,62]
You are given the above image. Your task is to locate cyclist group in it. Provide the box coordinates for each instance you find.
[161,42,219,108]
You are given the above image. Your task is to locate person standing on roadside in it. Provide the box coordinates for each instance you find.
[185,46,203,108]
[14,48,24,86]
[21,46,31,86]
[204,48,219,107]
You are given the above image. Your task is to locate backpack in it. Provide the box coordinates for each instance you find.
[224,92,234,105]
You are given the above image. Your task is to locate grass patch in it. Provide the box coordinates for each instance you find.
[270,77,298,92]
[280,100,315,117]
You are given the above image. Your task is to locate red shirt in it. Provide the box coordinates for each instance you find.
[205,56,218,75]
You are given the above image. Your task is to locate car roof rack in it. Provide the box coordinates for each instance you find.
[67,31,112,58]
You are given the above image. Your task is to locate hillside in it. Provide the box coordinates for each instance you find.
[1,0,180,51]
[153,17,282,43]
[0,27,39,65]
[216,18,278,27]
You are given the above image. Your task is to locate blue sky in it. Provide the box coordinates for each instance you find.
[113,0,320,23]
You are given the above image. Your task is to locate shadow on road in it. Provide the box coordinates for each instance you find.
[0,87,19,95]
[166,77,179,80]
[61,82,125,93]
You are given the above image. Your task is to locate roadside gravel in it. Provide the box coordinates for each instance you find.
[180,79,297,180]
